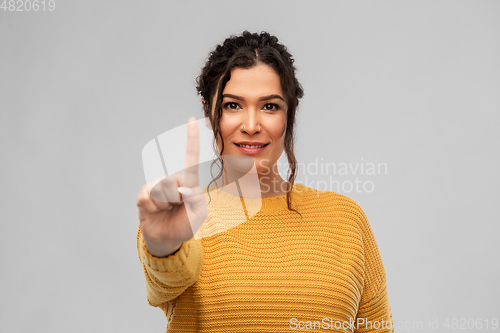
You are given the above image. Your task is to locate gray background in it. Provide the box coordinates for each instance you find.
[1,0,499,332]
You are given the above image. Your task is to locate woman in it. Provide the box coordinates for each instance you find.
[136,31,394,332]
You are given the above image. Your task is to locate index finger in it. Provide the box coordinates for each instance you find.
[182,116,200,186]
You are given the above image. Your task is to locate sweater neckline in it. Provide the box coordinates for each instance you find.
[205,182,306,214]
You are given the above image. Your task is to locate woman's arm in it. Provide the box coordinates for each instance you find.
[353,204,394,333]
[136,225,204,318]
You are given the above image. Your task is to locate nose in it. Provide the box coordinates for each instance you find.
[240,109,261,135]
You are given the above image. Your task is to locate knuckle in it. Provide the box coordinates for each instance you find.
[136,195,148,207]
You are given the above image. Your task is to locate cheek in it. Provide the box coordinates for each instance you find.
[219,116,229,142]
[218,115,239,145]
[272,114,287,141]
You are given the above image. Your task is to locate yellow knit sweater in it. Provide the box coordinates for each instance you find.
[137,183,394,332]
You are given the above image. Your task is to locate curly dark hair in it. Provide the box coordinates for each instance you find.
[195,30,304,214]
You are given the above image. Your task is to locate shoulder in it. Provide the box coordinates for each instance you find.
[294,183,366,213]
[293,182,369,226]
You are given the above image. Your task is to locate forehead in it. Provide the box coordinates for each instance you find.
[223,64,283,97]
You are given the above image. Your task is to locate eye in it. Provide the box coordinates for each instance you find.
[223,102,240,110]
[263,103,280,111]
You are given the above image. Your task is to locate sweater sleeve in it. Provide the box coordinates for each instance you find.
[352,204,394,333]
[136,224,204,320]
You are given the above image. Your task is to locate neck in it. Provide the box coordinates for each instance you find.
[257,171,289,198]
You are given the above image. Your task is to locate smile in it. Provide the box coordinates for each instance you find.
[234,142,270,155]
[235,143,269,148]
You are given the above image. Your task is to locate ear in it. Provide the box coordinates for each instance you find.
[202,99,213,130]
[201,99,208,113]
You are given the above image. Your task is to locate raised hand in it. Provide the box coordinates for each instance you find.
[136,117,208,257]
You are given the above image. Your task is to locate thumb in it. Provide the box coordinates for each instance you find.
[178,186,205,201]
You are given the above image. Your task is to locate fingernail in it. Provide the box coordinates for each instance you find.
[177,187,193,195]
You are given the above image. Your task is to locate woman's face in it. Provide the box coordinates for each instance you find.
[208,63,288,175]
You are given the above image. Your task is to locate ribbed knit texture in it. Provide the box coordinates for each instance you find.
[137,183,394,332]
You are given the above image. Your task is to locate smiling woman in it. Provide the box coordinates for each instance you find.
[198,35,304,204]
[207,63,290,198]
[136,30,394,332]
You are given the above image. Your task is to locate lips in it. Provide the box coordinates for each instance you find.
[234,142,269,155]
[235,143,269,148]
[234,141,269,148]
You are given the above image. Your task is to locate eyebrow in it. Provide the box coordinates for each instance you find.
[222,93,285,102]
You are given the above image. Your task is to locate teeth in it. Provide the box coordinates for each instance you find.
[237,144,266,148]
